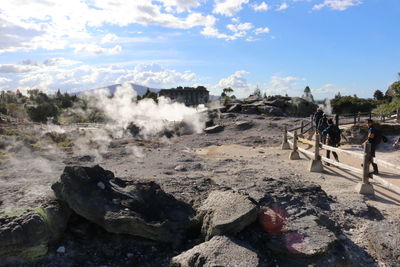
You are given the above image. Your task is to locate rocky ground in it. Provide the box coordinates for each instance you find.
[1,112,400,267]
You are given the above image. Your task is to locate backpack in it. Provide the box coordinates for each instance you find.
[331,125,341,145]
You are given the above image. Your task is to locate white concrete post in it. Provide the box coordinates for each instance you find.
[289,131,300,160]
[355,143,374,195]
[309,134,323,172]
[281,125,290,150]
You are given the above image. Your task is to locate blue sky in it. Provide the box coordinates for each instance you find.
[0,0,399,99]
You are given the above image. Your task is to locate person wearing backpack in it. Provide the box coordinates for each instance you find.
[317,114,328,144]
[363,119,379,175]
[322,119,340,164]
[313,108,324,130]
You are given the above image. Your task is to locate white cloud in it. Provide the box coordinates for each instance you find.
[227,22,254,32]
[251,2,269,11]
[254,27,270,35]
[276,2,289,11]
[0,64,39,73]
[101,33,119,44]
[0,60,197,92]
[157,0,201,12]
[313,0,362,11]
[216,70,255,96]
[266,75,304,95]
[0,77,11,83]
[72,44,122,55]
[0,0,217,53]
[213,0,249,16]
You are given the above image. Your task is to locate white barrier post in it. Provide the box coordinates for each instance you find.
[355,143,374,195]
[281,125,290,150]
[289,131,300,160]
[309,134,323,172]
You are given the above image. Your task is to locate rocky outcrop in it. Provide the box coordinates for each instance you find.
[0,201,70,262]
[224,96,317,117]
[235,121,253,131]
[170,236,260,267]
[197,190,258,240]
[204,125,224,134]
[52,165,195,243]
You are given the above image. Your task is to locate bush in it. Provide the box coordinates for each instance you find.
[331,96,377,114]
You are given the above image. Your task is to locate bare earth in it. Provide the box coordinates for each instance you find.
[1,113,400,266]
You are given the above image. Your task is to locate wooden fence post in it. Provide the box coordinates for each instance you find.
[357,112,361,123]
[353,114,357,126]
[369,112,372,120]
[300,121,304,135]
[310,114,314,128]
[289,131,300,160]
[281,126,290,150]
[335,114,339,127]
[309,134,323,172]
[397,109,400,123]
[355,143,374,195]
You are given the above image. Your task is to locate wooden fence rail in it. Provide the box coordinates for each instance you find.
[283,116,400,196]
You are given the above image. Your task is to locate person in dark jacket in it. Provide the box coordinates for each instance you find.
[313,108,324,130]
[364,119,379,175]
[317,114,328,144]
[322,119,340,164]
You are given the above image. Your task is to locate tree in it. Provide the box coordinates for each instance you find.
[143,88,158,102]
[222,87,234,96]
[251,86,261,97]
[334,92,342,99]
[373,90,384,101]
[302,86,314,102]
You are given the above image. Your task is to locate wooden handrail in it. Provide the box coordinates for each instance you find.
[321,144,364,159]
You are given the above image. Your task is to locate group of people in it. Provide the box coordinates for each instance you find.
[313,106,400,175]
[313,108,341,165]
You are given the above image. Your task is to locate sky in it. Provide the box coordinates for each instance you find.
[0,0,399,99]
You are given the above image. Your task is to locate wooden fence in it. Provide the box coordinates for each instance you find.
[335,109,400,127]
[281,117,400,196]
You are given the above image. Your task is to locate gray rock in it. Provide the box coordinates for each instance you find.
[174,165,187,172]
[257,105,285,116]
[264,98,287,108]
[235,121,254,131]
[0,201,70,261]
[170,236,259,267]
[285,97,318,116]
[204,125,224,134]
[52,165,195,243]
[227,104,241,113]
[241,105,259,114]
[197,190,258,240]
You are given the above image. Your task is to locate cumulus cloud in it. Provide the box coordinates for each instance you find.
[72,44,122,55]
[0,60,196,93]
[254,27,270,35]
[0,77,11,83]
[101,33,119,44]
[157,0,201,12]
[251,2,269,11]
[276,2,289,11]
[0,0,217,53]
[313,0,362,11]
[227,22,254,32]
[266,75,304,95]
[216,70,255,96]
[213,0,249,16]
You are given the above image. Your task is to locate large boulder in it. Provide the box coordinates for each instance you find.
[285,97,318,116]
[264,98,287,108]
[242,95,263,104]
[235,121,254,131]
[257,105,285,117]
[0,201,70,262]
[241,105,259,114]
[52,165,195,243]
[196,190,258,240]
[170,236,260,267]
[204,125,224,134]
[227,103,242,113]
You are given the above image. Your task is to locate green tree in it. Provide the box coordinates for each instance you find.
[373,90,384,101]
[302,86,314,102]
[222,87,234,96]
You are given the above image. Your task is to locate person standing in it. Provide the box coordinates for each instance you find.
[317,114,328,144]
[322,119,340,165]
[364,119,379,175]
[313,108,324,130]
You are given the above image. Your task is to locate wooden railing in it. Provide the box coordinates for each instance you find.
[335,109,400,126]
[282,118,400,196]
